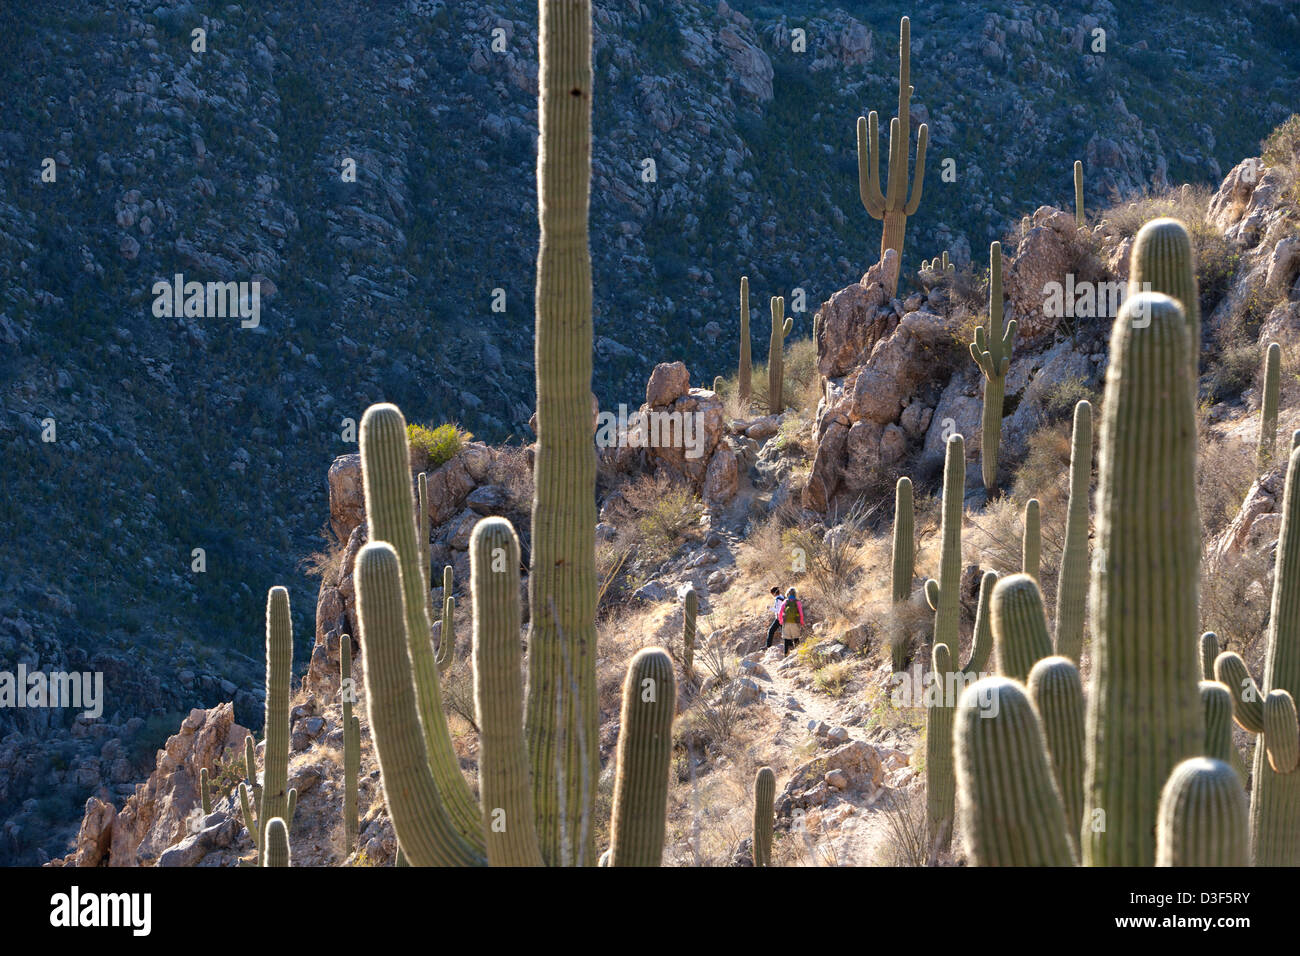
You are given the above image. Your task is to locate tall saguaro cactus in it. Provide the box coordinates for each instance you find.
[608,649,677,866]
[342,636,360,851]
[437,565,456,672]
[1027,655,1086,848]
[1215,443,1300,865]
[238,587,294,865]
[525,0,600,868]
[264,817,291,868]
[768,296,792,415]
[1084,292,1202,867]
[992,573,1053,683]
[1128,218,1200,383]
[971,242,1016,493]
[1021,498,1040,580]
[1260,341,1281,469]
[1073,161,1085,228]
[1053,400,1092,663]
[738,276,752,406]
[753,767,776,867]
[890,476,915,670]
[856,15,928,294]
[682,588,697,678]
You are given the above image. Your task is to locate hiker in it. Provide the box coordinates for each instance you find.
[764,586,785,649]
[780,587,805,655]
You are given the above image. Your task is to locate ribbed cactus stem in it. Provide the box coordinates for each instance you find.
[768,296,789,415]
[1084,292,1202,867]
[682,588,697,678]
[357,542,485,867]
[925,641,957,852]
[436,564,455,672]
[1027,656,1086,850]
[1155,758,1248,867]
[971,242,1016,493]
[1200,631,1219,681]
[1128,217,1200,383]
[200,767,211,815]
[892,477,914,602]
[525,0,600,868]
[418,471,432,643]
[239,783,257,851]
[263,817,290,868]
[1260,341,1281,469]
[471,517,543,866]
[993,573,1054,683]
[608,648,676,867]
[256,586,292,866]
[1073,161,1084,228]
[954,676,1077,866]
[738,276,752,406]
[360,403,484,851]
[753,767,776,867]
[342,636,359,851]
[856,16,928,293]
[1054,400,1092,663]
[927,434,964,656]
[1022,498,1041,580]
[1200,680,1234,766]
[966,570,996,674]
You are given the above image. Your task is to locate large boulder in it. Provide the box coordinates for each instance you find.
[327,454,363,543]
[1002,206,1079,345]
[646,361,691,407]
[814,250,898,378]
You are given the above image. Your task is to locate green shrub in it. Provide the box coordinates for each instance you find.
[406,422,470,469]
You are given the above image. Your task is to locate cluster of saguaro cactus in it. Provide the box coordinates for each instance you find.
[923,434,995,849]
[768,296,792,415]
[342,636,360,851]
[238,587,298,865]
[753,767,776,867]
[857,16,928,293]
[920,251,953,275]
[970,241,1016,493]
[682,587,697,678]
[1073,161,1085,228]
[1260,341,1282,469]
[1215,440,1300,865]
[738,276,752,406]
[1053,400,1092,663]
[889,476,914,670]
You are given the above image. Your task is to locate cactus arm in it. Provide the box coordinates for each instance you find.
[1155,758,1248,867]
[239,782,258,851]
[1054,401,1093,662]
[1127,218,1200,382]
[264,817,291,868]
[891,477,915,603]
[992,573,1053,683]
[1022,499,1041,580]
[1262,690,1300,774]
[1073,161,1085,228]
[932,434,964,655]
[437,594,456,672]
[961,570,997,676]
[904,123,928,216]
[1200,680,1235,765]
[1260,342,1281,469]
[924,578,939,611]
[608,648,676,866]
[1214,651,1266,733]
[286,787,297,824]
[954,677,1077,866]
[361,404,485,850]
[1199,632,1219,682]
[682,589,697,680]
[470,517,543,866]
[753,767,776,867]
[925,642,957,852]
[357,542,486,867]
[418,471,431,635]
[1027,656,1086,852]
[857,114,885,217]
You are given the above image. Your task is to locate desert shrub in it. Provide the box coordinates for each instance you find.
[619,473,702,564]
[812,660,852,697]
[1262,114,1300,211]
[1200,549,1272,663]
[407,422,470,469]
[208,750,247,802]
[1197,424,1256,538]
[1039,376,1097,426]
[879,786,932,866]
[440,658,479,734]
[1204,343,1261,405]
[490,443,534,517]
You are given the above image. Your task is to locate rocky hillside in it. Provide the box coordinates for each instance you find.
[4,0,1300,863]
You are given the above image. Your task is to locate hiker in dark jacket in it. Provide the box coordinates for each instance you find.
[764,586,785,649]
[780,587,805,655]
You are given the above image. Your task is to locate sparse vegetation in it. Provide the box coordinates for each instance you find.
[407,422,471,470]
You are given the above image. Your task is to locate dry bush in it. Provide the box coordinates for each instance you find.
[784,337,821,422]
[440,658,479,735]
[610,472,703,567]
[299,523,347,582]
[878,786,933,866]
[1201,548,1272,666]
[885,598,933,671]
[1197,425,1256,539]
[812,660,853,697]
[491,443,535,518]
[781,498,881,621]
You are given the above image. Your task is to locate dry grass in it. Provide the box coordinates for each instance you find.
[1197,422,1257,539]
[812,660,853,697]
[878,786,932,866]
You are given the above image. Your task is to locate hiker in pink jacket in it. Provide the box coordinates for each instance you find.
[779,587,805,655]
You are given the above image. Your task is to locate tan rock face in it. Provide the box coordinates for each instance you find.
[702,444,739,508]
[814,254,897,378]
[645,361,691,407]
[327,454,363,543]
[1002,206,1079,345]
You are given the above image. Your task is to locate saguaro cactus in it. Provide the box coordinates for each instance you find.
[361,403,483,850]
[738,276,752,406]
[525,0,600,868]
[682,588,697,678]
[342,637,360,851]
[239,587,294,865]
[1073,161,1085,228]
[264,817,291,868]
[1027,655,1086,849]
[1260,341,1281,469]
[1054,400,1092,663]
[1022,498,1040,580]
[1128,217,1200,382]
[992,573,1053,683]
[608,648,677,867]
[857,15,928,293]
[890,476,915,670]
[753,767,776,867]
[954,677,1078,866]
[971,242,1016,493]
[1084,292,1202,867]
[1215,442,1300,865]
[437,565,456,672]
[1155,758,1248,867]
[768,296,792,415]
[200,767,212,815]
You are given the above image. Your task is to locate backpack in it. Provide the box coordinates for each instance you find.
[779,599,804,626]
